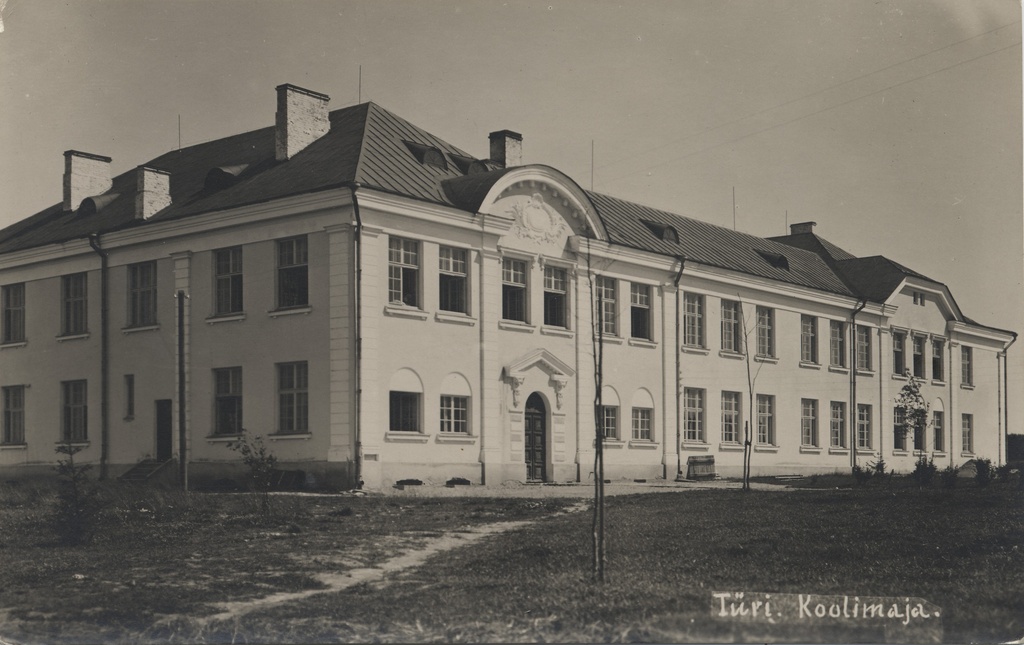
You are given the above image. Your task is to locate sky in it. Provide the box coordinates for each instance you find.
[0,0,1021,429]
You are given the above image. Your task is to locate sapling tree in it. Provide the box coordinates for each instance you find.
[736,296,766,491]
[54,442,100,546]
[894,375,929,453]
[227,431,278,518]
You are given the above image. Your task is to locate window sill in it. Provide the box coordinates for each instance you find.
[681,441,709,451]
[719,442,745,452]
[436,434,476,444]
[55,441,90,448]
[630,440,660,450]
[960,452,975,458]
[960,384,975,391]
[383,304,427,320]
[435,311,476,326]
[540,326,574,338]
[268,432,312,441]
[56,333,90,342]
[857,449,878,457]
[0,341,27,349]
[498,320,535,333]
[0,443,27,451]
[828,365,849,374]
[385,432,429,443]
[600,335,624,345]
[207,313,247,324]
[892,373,908,381]
[931,380,946,387]
[799,361,821,370]
[123,415,134,422]
[680,345,709,356]
[828,447,850,455]
[269,306,313,318]
[602,439,626,449]
[856,369,876,377]
[718,350,745,360]
[932,451,947,459]
[207,435,242,443]
[892,450,910,457]
[754,355,778,364]
[628,338,657,349]
[753,444,779,453]
[122,325,160,334]
[799,445,822,454]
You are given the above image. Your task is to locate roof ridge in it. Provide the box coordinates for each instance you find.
[349,103,373,187]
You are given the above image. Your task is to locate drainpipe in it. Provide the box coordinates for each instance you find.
[948,341,954,467]
[672,256,685,480]
[87,234,110,480]
[849,299,867,469]
[347,183,364,489]
[1001,333,1017,465]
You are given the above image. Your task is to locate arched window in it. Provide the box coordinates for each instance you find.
[600,386,620,439]
[388,368,423,433]
[630,388,656,441]
[439,373,472,434]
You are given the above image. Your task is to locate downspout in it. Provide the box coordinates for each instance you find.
[849,299,867,469]
[1001,333,1017,465]
[87,234,110,480]
[948,341,954,467]
[672,256,685,480]
[347,183,364,489]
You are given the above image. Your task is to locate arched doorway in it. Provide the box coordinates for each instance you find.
[525,393,547,482]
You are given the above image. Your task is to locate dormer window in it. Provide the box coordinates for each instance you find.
[204,165,249,191]
[641,220,679,244]
[403,141,448,170]
[756,249,790,271]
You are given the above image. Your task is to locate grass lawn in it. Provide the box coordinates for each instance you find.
[0,482,1021,643]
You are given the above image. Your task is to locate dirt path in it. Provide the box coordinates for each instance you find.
[199,501,588,626]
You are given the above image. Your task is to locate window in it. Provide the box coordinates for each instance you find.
[756,395,774,445]
[829,321,846,367]
[961,346,973,386]
[2,386,25,445]
[913,291,925,306]
[278,362,308,434]
[913,417,925,451]
[801,399,818,447]
[630,284,652,340]
[683,388,705,442]
[127,262,157,327]
[213,367,242,436]
[932,339,944,381]
[800,315,817,363]
[892,331,906,375]
[721,392,741,443]
[277,236,309,308]
[755,307,774,357]
[62,273,88,335]
[830,401,846,448]
[2,283,25,343]
[214,247,243,315]
[438,247,468,314]
[932,411,944,452]
[721,300,742,353]
[387,237,419,307]
[962,414,973,453]
[124,374,135,419]
[543,266,568,328]
[856,325,872,371]
[389,392,420,432]
[893,407,906,451]
[61,380,87,442]
[856,404,872,450]
[631,407,653,441]
[683,293,704,347]
[439,395,468,434]
[913,336,926,378]
[595,276,617,336]
[600,405,618,439]
[501,258,527,322]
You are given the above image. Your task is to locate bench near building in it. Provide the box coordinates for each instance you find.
[0,84,1015,488]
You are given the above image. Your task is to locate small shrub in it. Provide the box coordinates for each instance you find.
[54,443,100,546]
[911,456,937,488]
[870,458,887,476]
[995,463,1015,484]
[852,464,874,486]
[974,458,994,488]
[940,464,958,489]
[226,431,278,519]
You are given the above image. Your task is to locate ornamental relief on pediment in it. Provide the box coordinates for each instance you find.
[496,189,578,255]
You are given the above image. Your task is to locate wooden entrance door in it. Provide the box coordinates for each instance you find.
[155,399,173,461]
[524,393,547,482]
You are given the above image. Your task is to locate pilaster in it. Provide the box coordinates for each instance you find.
[358,227,384,487]
[170,251,191,469]
[479,249,505,483]
[325,223,354,469]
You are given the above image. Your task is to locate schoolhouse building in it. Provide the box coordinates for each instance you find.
[0,84,1015,488]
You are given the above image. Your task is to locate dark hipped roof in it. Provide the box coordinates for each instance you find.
[834,256,940,303]
[769,231,857,262]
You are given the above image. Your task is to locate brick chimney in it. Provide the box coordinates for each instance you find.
[790,221,817,235]
[275,84,331,162]
[135,166,171,220]
[63,150,112,211]
[489,130,522,168]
